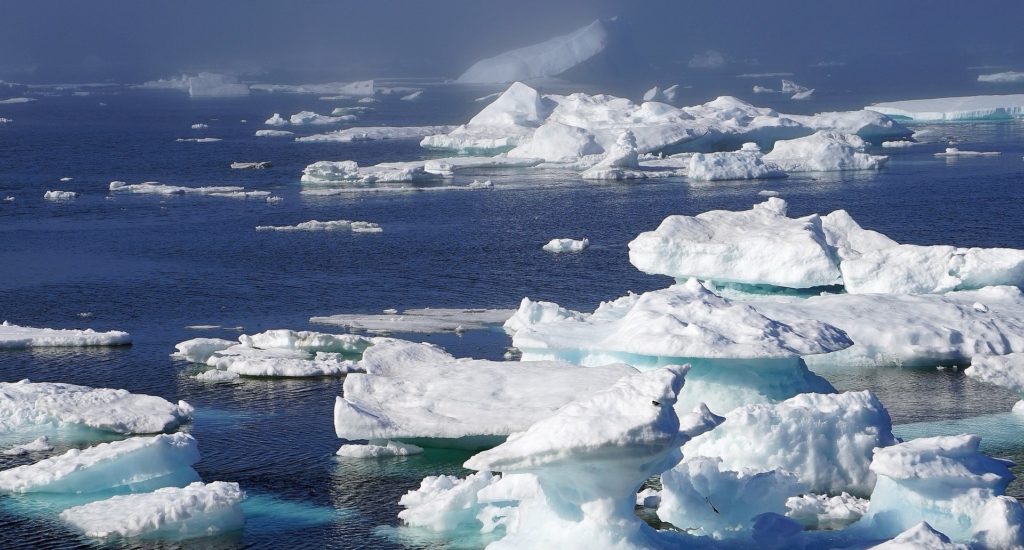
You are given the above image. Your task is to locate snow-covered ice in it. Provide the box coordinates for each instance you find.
[311,308,515,334]
[0,321,130,348]
[334,339,636,445]
[251,80,374,96]
[400,90,423,102]
[542,237,588,253]
[0,433,200,494]
[190,123,208,129]
[230,161,271,170]
[255,220,382,233]
[0,97,36,104]
[175,137,221,143]
[965,353,1024,411]
[867,94,1024,122]
[457,19,609,84]
[687,148,787,181]
[60,481,245,539]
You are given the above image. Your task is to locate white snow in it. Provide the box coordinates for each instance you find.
[311,308,515,334]
[457,19,609,84]
[334,339,636,443]
[0,380,193,435]
[398,471,502,532]
[296,125,454,143]
[0,322,130,348]
[43,190,77,200]
[867,94,1024,122]
[978,71,1024,83]
[542,237,588,253]
[137,73,248,97]
[0,433,200,494]
[60,481,245,539]
[255,220,382,233]
[682,391,896,495]
[762,131,888,172]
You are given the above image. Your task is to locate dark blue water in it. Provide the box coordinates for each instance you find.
[1,86,1023,549]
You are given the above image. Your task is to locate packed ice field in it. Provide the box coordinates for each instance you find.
[5,22,1024,549]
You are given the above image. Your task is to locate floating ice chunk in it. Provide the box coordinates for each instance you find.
[177,329,374,378]
[400,90,423,102]
[301,160,436,185]
[758,189,780,196]
[0,433,199,494]
[422,155,542,176]
[311,308,515,334]
[254,129,293,137]
[506,121,602,162]
[109,181,245,195]
[287,110,356,125]
[264,113,287,126]
[658,457,805,538]
[683,391,895,495]
[335,340,636,445]
[502,297,587,335]
[579,129,643,179]
[762,131,888,172]
[457,19,609,84]
[628,198,842,288]
[255,219,382,233]
[190,123,208,129]
[0,321,130,348]
[934,147,1000,157]
[175,137,221,142]
[882,140,918,148]
[0,380,192,435]
[978,71,1024,83]
[0,97,35,104]
[43,190,76,200]
[791,88,815,100]
[542,237,588,253]
[853,434,1024,544]
[840,244,1024,294]
[789,110,912,142]
[965,353,1024,410]
[0,117,11,123]
[786,492,868,530]
[869,522,967,550]
[230,161,271,169]
[635,487,661,508]
[193,369,240,382]
[753,85,775,93]
[297,125,454,143]
[60,481,245,540]
[398,471,500,532]
[336,440,423,458]
[867,94,1024,122]
[687,149,787,181]
[422,82,550,151]
[2,436,53,456]
[781,80,810,94]
[751,286,1024,368]
[971,496,1024,549]
[172,338,236,364]
[463,367,687,550]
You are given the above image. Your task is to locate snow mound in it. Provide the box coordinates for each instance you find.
[0,322,130,348]
[0,433,200,494]
[60,481,245,539]
[457,19,609,84]
[334,339,636,444]
[542,237,588,253]
[0,380,193,435]
[867,94,1024,122]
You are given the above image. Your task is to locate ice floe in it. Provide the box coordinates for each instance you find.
[254,129,293,137]
[2,436,54,456]
[336,440,423,458]
[457,19,609,84]
[138,72,249,97]
[43,190,76,200]
[0,97,36,104]
[687,147,786,181]
[311,308,514,334]
[965,353,1024,411]
[334,339,636,446]
[175,137,222,142]
[401,90,423,102]
[542,237,588,253]
[255,220,382,233]
[109,181,245,196]
[867,94,1024,122]
[230,161,271,169]
[296,125,454,143]
[251,79,375,96]
[190,123,207,129]
[0,433,199,494]
[0,322,130,348]
[60,481,245,539]
[934,147,1001,157]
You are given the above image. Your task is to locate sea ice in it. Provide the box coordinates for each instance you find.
[255,220,382,233]
[334,339,636,445]
[867,94,1024,122]
[174,138,221,142]
[2,436,53,456]
[60,481,245,539]
[542,237,588,253]
[400,91,423,102]
[457,19,609,84]
[687,148,786,181]
[422,82,551,151]
[0,433,200,494]
[190,123,207,129]
[336,440,423,458]
[230,161,271,170]
[0,321,130,348]
[0,380,193,435]
[250,79,374,96]
[965,353,1024,411]
[0,97,36,104]
[43,190,76,200]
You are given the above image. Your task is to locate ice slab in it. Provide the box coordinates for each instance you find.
[0,433,200,494]
[60,481,245,539]
[2,436,53,456]
[336,440,423,458]
[542,237,588,253]
[109,181,245,196]
[254,129,293,137]
[0,380,193,435]
[334,339,636,445]
[0,322,130,349]
[311,308,515,334]
[934,147,1000,157]
[457,19,609,84]
[230,161,270,170]
[255,220,382,233]
[43,190,76,200]
[301,160,437,185]
[867,94,1024,122]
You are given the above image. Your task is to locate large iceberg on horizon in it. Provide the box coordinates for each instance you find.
[457,19,609,84]
[334,339,636,447]
[0,321,131,349]
[60,481,245,539]
[137,73,249,97]
[866,94,1024,122]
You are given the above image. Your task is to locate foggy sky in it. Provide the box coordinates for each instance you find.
[2,0,1022,85]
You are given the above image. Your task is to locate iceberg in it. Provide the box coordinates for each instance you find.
[43,190,76,200]
[866,94,1024,122]
[457,19,609,84]
[578,129,645,180]
[60,481,245,539]
[397,471,503,533]
[0,433,200,494]
[3,436,54,456]
[542,237,588,253]
[506,121,602,162]
[502,297,588,335]
[0,380,193,435]
[682,391,896,495]
[311,307,515,334]
[0,321,130,348]
[137,73,249,98]
[762,131,888,172]
[400,90,423,102]
[190,123,207,129]
[791,89,815,100]
[687,148,787,181]
[868,522,968,550]
[852,434,1024,545]
[781,79,810,94]
[839,244,1024,294]
[334,339,636,446]
[978,71,1024,83]
[422,82,551,152]
[296,125,454,143]
[642,85,678,103]
[255,220,382,233]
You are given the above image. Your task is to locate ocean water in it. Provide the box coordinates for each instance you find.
[1,85,1023,548]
